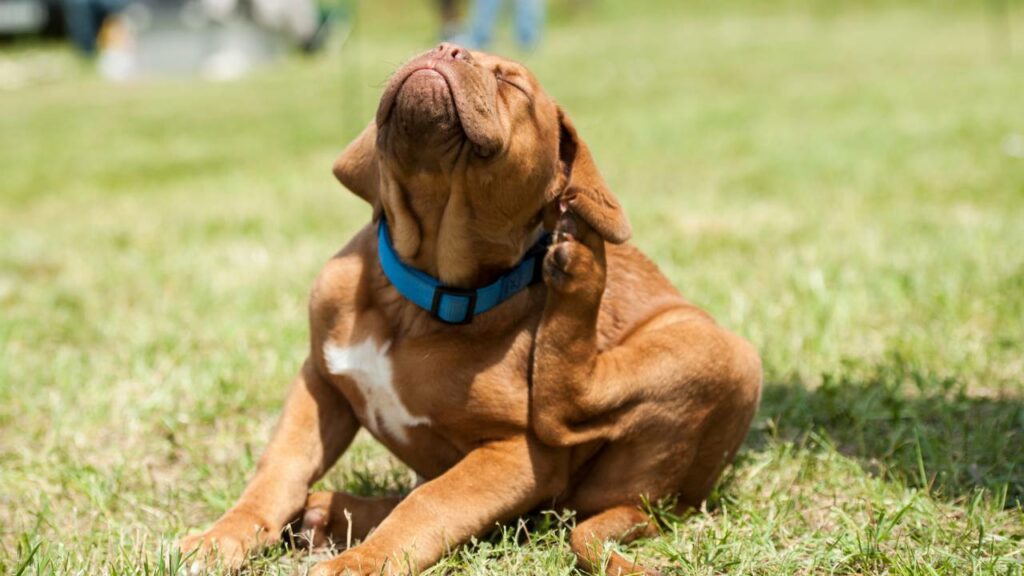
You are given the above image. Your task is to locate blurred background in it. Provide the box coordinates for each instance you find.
[1,1,1023,574]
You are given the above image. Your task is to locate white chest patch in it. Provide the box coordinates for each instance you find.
[323,339,429,443]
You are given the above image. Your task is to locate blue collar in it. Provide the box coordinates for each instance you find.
[377,219,551,325]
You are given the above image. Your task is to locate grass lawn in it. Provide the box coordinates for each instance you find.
[2,1,1023,574]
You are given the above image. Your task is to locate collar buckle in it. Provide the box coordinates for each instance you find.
[430,286,477,325]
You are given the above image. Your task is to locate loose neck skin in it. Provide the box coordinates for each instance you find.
[382,172,547,290]
[377,115,556,290]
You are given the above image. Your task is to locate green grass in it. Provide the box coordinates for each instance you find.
[2,1,1023,574]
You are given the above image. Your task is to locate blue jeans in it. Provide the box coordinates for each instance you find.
[62,0,127,54]
[466,0,543,50]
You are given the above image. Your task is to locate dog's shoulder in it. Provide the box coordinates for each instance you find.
[596,242,701,345]
[306,223,381,343]
[606,243,680,296]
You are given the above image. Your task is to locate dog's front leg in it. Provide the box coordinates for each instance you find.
[533,213,641,448]
[309,437,568,576]
[180,358,359,570]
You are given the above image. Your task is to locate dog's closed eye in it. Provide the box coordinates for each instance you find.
[495,70,532,101]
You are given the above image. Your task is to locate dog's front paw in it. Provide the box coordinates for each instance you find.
[543,211,606,300]
[179,511,277,574]
[309,546,400,576]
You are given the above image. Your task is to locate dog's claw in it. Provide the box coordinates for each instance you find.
[555,210,578,241]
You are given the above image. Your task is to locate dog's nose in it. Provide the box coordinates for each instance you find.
[434,43,472,63]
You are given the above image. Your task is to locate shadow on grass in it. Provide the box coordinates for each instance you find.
[324,353,1023,511]
[748,355,1024,507]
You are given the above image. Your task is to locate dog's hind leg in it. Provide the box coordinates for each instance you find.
[534,212,762,456]
[570,506,662,576]
[296,491,403,549]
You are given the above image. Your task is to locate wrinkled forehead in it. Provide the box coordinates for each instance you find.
[471,51,540,85]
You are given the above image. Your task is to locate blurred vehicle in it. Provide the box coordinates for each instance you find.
[94,0,339,81]
[92,0,288,80]
[0,0,65,39]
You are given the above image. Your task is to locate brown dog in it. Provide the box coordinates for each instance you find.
[180,44,762,575]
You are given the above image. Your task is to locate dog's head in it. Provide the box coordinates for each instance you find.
[334,44,631,287]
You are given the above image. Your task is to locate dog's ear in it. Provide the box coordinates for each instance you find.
[557,108,631,244]
[333,122,382,218]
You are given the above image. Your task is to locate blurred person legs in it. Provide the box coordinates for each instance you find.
[438,0,461,41]
[62,0,127,54]
[513,0,542,49]
[466,0,543,50]
[466,0,499,48]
